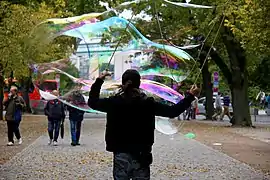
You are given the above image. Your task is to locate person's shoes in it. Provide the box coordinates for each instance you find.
[53,141,58,146]
[18,138,22,145]
[71,142,76,146]
[7,142,14,146]
[76,142,80,146]
[48,139,52,145]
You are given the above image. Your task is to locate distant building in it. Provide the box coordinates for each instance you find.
[89,54,99,80]
[72,37,121,79]
[71,37,144,80]
[114,50,140,80]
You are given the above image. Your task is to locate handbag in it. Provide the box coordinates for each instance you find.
[60,121,64,139]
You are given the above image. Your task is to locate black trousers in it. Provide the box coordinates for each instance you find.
[113,152,151,180]
[7,121,21,143]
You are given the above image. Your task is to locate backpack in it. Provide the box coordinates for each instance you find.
[48,100,64,120]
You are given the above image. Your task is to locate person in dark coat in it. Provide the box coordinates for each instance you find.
[67,91,85,146]
[44,90,65,146]
[88,69,199,180]
[4,86,25,146]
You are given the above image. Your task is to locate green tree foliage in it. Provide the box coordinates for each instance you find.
[65,0,106,15]
[250,57,270,92]
[0,1,74,118]
[224,0,270,56]
[0,1,73,77]
[59,62,80,94]
[119,0,270,126]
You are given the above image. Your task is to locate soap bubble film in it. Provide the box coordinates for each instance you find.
[30,8,198,135]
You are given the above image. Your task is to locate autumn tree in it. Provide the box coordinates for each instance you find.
[0,1,73,117]
[112,0,270,126]
[188,0,270,126]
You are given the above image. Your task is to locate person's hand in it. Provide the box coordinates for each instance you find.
[189,85,200,96]
[99,70,112,80]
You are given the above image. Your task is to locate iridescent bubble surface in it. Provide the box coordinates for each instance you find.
[31,9,199,135]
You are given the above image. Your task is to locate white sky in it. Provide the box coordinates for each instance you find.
[99,1,152,21]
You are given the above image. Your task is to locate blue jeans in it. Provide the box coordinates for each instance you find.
[70,120,82,143]
[48,120,61,142]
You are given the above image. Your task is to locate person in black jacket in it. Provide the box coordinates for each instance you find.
[4,86,25,146]
[88,69,199,180]
[66,91,85,146]
[44,90,65,146]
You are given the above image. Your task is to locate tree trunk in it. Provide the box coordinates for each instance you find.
[221,24,252,127]
[21,79,31,113]
[21,72,34,113]
[230,71,251,126]
[0,70,3,120]
[200,56,214,119]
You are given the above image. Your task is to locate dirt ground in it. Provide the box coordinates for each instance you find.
[176,120,270,175]
[0,116,47,165]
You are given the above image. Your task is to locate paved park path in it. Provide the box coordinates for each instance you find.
[0,120,269,180]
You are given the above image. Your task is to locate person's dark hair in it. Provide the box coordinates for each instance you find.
[118,69,142,98]
[122,69,141,88]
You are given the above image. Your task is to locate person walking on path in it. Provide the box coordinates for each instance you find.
[212,92,222,120]
[88,69,199,180]
[44,90,65,146]
[67,91,85,146]
[220,94,232,121]
[4,86,25,146]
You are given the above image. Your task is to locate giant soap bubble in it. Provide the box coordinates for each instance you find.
[31,8,197,135]
[34,12,194,90]
[37,14,194,81]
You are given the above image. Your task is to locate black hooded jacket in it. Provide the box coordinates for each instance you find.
[88,78,195,153]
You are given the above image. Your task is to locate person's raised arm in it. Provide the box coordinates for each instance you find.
[88,71,112,112]
[153,85,200,118]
